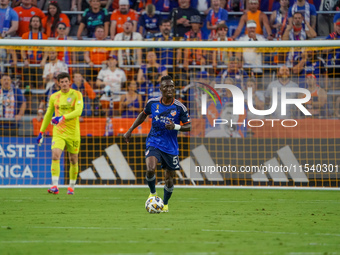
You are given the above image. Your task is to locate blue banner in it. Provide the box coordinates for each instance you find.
[0,137,65,185]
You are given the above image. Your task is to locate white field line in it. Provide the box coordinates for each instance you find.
[0,185,339,191]
[288,253,339,255]
[2,198,339,204]
[3,226,339,238]
[73,253,220,255]
[0,240,220,245]
[29,226,172,231]
[201,229,340,237]
[74,253,220,255]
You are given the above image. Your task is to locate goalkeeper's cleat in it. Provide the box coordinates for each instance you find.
[148,192,157,199]
[67,187,74,195]
[47,186,59,194]
[162,204,169,213]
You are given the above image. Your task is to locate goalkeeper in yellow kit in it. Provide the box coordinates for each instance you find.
[37,72,84,195]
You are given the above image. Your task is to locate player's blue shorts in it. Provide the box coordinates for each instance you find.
[145,146,179,171]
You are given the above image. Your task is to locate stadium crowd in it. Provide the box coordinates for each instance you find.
[0,0,340,136]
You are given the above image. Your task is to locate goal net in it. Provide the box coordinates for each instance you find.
[0,39,339,187]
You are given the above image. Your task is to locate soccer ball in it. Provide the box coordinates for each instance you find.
[145,196,164,214]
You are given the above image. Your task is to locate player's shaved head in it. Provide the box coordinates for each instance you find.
[160,75,173,84]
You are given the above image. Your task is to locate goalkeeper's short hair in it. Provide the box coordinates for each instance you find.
[57,72,71,82]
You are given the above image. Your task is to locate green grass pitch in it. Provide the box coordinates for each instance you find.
[0,188,339,255]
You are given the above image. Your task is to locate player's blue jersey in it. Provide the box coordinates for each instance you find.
[144,97,191,155]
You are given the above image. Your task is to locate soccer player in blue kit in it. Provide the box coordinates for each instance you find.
[123,75,191,212]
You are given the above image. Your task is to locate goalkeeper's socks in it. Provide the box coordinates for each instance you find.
[51,160,60,187]
[69,180,76,189]
[163,185,174,205]
[52,176,59,187]
[146,174,156,194]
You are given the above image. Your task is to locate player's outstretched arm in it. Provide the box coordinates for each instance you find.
[123,111,148,143]
[165,120,191,132]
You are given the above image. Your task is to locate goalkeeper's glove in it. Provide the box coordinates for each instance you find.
[37,132,44,146]
[51,116,65,126]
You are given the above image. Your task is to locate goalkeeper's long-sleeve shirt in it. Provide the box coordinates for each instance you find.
[40,89,84,139]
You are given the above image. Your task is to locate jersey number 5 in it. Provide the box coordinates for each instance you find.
[173,156,179,165]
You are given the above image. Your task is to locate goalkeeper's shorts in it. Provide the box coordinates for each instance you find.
[52,136,81,154]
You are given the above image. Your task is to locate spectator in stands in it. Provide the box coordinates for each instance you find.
[0,48,17,74]
[37,72,59,121]
[282,12,316,40]
[269,0,289,40]
[327,17,340,40]
[0,0,19,38]
[105,0,118,11]
[96,54,127,117]
[12,0,37,8]
[39,0,72,11]
[245,77,265,119]
[170,0,200,38]
[206,0,228,40]
[225,0,244,12]
[0,74,26,135]
[110,0,139,39]
[42,51,69,89]
[84,25,110,84]
[232,0,272,40]
[237,20,266,76]
[120,80,142,117]
[137,49,168,101]
[318,0,339,37]
[42,1,70,38]
[154,19,174,72]
[265,65,299,118]
[179,15,206,71]
[292,50,327,88]
[14,0,45,37]
[138,4,161,39]
[114,20,143,73]
[55,22,74,66]
[77,0,110,39]
[0,0,17,76]
[136,0,175,12]
[302,74,327,117]
[212,24,233,70]
[72,72,96,117]
[335,96,340,118]
[288,0,317,31]
[21,15,48,89]
[325,17,340,78]
[218,56,248,89]
[192,0,211,14]
[333,12,340,32]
